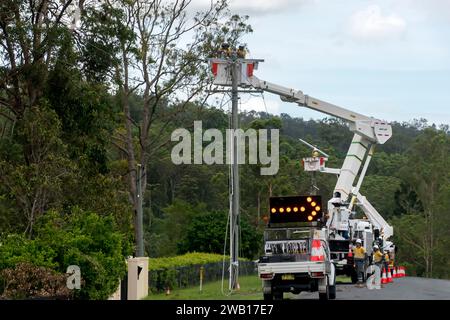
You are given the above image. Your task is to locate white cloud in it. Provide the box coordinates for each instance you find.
[349,5,407,42]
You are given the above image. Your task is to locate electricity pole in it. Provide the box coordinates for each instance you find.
[229,59,240,291]
[208,48,262,291]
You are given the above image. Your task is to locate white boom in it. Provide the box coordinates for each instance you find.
[210,58,394,240]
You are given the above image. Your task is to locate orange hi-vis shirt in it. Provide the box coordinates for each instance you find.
[353,246,366,259]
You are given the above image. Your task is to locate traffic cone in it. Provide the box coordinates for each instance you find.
[310,239,324,261]
[387,267,393,283]
[402,266,407,277]
[393,267,397,278]
[381,268,387,284]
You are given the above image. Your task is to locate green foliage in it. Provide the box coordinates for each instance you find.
[0,262,71,299]
[0,104,74,235]
[360,175,402,219]
[0,209,131,299]
[0,234,57,270]
[147,252,253,292]
[177,211,262,259]
[148,252,238,272]
[35,209,129,299]
[147,200,208,257]
[391,128,450,278]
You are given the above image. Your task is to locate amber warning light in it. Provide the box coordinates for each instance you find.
[269,195,323,224]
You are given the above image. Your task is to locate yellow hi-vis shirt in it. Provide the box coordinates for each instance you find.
[373,250,383,263]
[353,246,366,259]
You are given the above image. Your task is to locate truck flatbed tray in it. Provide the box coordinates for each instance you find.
[258,261,326,274]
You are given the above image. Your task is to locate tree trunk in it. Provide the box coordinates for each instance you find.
[121,48,139,247]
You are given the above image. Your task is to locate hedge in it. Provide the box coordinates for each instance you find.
[147,252,257,292]
[148,252,246,271]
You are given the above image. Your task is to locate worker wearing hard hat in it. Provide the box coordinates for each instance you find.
[219,43,232,58]
[383,250,390,274]
[353,239,366,287]
[237,45,246,58]
[372,245,384,276]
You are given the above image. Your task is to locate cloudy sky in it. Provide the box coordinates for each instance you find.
[197,0,450,125]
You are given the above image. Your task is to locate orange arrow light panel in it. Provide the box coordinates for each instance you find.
[269,195,323,225]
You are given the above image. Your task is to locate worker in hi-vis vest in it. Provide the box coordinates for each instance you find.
[384,251,390,274]
[353,239,366,286]
[372,245,384,276]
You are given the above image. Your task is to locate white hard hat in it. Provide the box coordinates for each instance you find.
[373,245,379,249]
[356,239,362,244]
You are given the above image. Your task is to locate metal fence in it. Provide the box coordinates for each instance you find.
[149,260,257,292]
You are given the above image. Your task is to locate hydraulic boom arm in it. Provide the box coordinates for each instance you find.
[210,58,394,239]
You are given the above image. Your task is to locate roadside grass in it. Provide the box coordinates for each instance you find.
[145,275,352,300]
[146,275,262,300]
[336,275,351,284]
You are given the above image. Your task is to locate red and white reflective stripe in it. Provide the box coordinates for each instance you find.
[212,63,218,76]
[310,239,324,261]
[246,63,254,77]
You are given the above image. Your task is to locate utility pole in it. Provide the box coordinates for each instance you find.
[136,164,144,257]
[208,46,262,291]
[229,58,240,291]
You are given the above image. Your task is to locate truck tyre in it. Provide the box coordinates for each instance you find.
[329,285,336,300]
[319,284,329,300]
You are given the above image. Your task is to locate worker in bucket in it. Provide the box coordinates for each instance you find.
[219,43,231,58]
[237,45,246,58]
[353,239,366,287]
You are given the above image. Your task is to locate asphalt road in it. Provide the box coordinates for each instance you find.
[289,277,450,300]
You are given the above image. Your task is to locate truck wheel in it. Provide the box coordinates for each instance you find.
[319,286,329,300]
[263,293,273,301]
[329,285,336,300]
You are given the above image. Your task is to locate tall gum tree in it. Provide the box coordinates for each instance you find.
[81,0,252,253]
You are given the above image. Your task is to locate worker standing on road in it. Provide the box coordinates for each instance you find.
[384,250,390,274]
[373,245,383,266]
[372,245,384,276]
[353,239,366,287]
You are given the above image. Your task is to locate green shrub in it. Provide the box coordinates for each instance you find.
[1,263,71,299]
[0,208,131,299]
[0,234,57,270]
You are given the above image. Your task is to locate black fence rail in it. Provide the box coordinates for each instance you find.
[149,260,257,292]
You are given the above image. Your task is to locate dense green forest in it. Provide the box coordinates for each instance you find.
[0,0,449,299]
